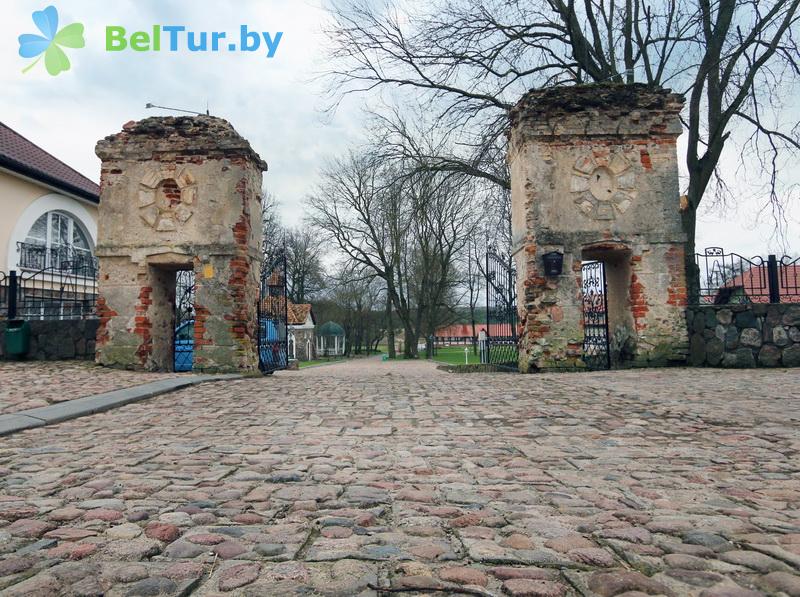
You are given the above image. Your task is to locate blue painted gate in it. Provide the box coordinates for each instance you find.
[173,270,195,372]
[258,249,288,373]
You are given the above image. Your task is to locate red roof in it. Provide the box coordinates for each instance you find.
[722,264,800,303]
[435,323,516,338]
[260,296,315,325]
[0,121,99,202]
[288,303,314,325]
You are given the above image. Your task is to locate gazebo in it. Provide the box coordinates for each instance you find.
[316,321,346,356]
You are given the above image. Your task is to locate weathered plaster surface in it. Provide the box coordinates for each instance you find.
[509,85,688,371]
[94,117,266,373]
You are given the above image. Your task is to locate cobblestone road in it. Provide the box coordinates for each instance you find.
[0,362,180,415]
[0,359,799,596]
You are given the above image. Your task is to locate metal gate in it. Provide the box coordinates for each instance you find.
[174,270,196,372]
[258,249,289,373]
[485,249,519,370]
[581,261,611,370]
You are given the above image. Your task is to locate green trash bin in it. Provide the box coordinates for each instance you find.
[5,320,31,359]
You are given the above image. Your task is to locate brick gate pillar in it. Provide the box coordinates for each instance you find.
[508,84,688,371]
[94,117,266,373]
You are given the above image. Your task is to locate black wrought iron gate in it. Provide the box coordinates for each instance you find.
[485,250,519,370]
[258,249,289,373]
[581,260,611,370]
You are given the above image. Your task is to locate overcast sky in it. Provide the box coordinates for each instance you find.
[1,0,796,257]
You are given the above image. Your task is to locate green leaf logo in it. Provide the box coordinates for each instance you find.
[18,6,85,76]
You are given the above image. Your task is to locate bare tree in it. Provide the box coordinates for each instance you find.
[324,0,800,298]
[319,262,387,355]
[306,148,476,357]
[285,227,325,303]
[260,189,283,266]
[369,107,512,252]
[408,170,475,357]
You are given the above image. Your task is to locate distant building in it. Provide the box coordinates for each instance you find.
[288,302,315,361]
[434,323,515,345]
[714,265,800,304]
[0,121,99,274]
[316,321,346,356]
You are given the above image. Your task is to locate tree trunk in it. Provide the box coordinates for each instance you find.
[470,307,477,355]
[386,289,396,359]
[681,200,700,305]
[425,320,434,360]
[404,322,418,358]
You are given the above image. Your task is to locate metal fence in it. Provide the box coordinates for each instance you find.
[1,262,98,321]
[484,249,519,370]
[695,247,800,304]
[17,242,98,274]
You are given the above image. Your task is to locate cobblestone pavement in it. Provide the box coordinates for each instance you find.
[0,362,180,415]
[0,359,799,596]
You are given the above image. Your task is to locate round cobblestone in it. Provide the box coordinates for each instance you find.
[0,360,797,595]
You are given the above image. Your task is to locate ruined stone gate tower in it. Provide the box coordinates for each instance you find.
[95,116,266,372]
[509,84,688,371]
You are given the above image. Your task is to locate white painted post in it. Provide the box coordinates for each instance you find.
[478,330,488,364]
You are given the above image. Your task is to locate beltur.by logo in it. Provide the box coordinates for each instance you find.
[106,25,283,58]
[17,6,284,77]
[18,6,85,76]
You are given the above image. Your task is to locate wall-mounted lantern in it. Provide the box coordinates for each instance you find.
[543,251,564,276]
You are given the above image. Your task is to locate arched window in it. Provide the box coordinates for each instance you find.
[20,211,94,271]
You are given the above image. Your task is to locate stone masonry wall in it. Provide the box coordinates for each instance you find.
[509,84,688,371]
[0,319,99,361]
[687,304,800,368]
[291,328,315,361]
[95,116,266,373]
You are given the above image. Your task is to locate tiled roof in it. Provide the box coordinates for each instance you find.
[722,264,800,304]
[435,324,518,338]
[288,303,313,326]
[260,296,315,326]
[0,121,99,202]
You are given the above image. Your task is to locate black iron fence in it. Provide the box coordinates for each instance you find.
[695,247,800,304]
[1,262,98,321]
[17,242,98,275]
[484,249,519,370]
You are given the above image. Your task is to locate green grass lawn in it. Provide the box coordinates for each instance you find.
[297,358,347,368]
[432,345,479,366]
[373,344,480,365]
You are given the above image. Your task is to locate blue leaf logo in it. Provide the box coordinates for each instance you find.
[19,6,85,76]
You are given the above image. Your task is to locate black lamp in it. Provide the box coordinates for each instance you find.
[543,251,564,276]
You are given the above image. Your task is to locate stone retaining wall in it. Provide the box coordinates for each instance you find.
[0,319,99,361]
[687,304,800,367]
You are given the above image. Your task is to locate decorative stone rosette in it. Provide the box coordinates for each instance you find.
[571,153,635,220]
[138,167,197,232]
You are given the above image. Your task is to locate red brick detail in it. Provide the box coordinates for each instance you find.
[160,178,181,206]
[523,267,552,342]
[666,245,688,306]
[193,303,212,346]
[227,182,256,352]
[134,286,153,366]
[539,139,676,152]
[549,305,564,323]
[95,296,118,349]
[629,270,649,332]
[640,149,652,170]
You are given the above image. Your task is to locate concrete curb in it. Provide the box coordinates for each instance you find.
[0,374,241,437]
